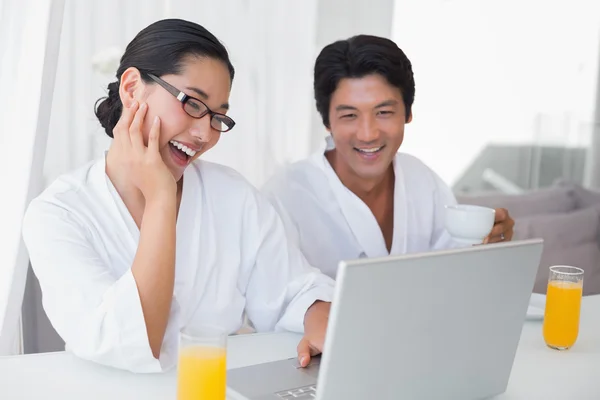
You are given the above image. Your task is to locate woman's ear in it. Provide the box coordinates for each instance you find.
[118,67,143,108]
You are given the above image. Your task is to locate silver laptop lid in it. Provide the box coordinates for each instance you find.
[316,239,544,400]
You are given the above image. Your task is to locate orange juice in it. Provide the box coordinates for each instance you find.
[177,345,227,400]
[543,280,583,349]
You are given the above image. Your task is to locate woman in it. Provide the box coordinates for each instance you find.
[22,19,333,373]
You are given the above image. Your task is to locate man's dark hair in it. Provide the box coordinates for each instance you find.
[314,34,415,128]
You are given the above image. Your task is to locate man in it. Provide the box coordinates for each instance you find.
[262,34,514,279]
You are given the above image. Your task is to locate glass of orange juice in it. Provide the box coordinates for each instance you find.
[177,325,227,400]
[543,265,584,350]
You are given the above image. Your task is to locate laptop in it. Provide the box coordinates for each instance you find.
[227,239,544,400]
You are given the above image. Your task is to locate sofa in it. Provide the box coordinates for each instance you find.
[456,180,600,296]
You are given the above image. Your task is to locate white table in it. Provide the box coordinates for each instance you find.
[1,296,599,399]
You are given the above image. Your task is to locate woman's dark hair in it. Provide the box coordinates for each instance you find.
[313,34,415,128]
[94,19,235,137]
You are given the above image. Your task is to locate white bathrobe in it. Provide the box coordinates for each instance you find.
[262,136,462,279]
[22,156,335,373]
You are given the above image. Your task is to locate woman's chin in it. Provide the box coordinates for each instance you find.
[171,169,184,182]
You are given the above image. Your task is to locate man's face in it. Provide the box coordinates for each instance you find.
[327,73,411,183]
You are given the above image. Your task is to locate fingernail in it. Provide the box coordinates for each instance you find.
[153,116,159,124]
[140,102,147,110]
[130,100,137,108]
[300,356,306,366]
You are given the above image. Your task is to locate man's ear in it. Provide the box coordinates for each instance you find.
[119,67,143,108]
[325,118,333,134]
[406,111,413,124]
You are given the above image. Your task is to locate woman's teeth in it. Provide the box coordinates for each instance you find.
[169,140,197,157]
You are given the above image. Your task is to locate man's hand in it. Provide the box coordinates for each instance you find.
[484,208,515,244]
[297,301,330,367]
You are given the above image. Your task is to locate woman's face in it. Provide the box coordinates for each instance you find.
[123,56,233,181]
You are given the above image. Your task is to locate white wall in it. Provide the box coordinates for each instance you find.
[393,0,600,185]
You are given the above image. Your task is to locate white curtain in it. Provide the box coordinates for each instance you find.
[167,0,320,186]
[43,0,167,187]
[0,0,65,355]
[43,0,320,188]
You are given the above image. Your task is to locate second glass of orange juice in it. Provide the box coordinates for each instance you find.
[543,265,584,350]
[177,325,227,400]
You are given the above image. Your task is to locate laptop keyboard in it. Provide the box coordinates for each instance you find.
[275,385,317,398]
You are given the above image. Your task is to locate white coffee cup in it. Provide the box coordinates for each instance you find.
[444,204,495,245]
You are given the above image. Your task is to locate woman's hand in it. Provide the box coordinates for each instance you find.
[112,101,176,202]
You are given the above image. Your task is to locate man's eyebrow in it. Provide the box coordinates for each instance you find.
[335,104,358,112]
[374,99,399,108]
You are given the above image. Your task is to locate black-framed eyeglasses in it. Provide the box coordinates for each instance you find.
[146,73,235,132]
